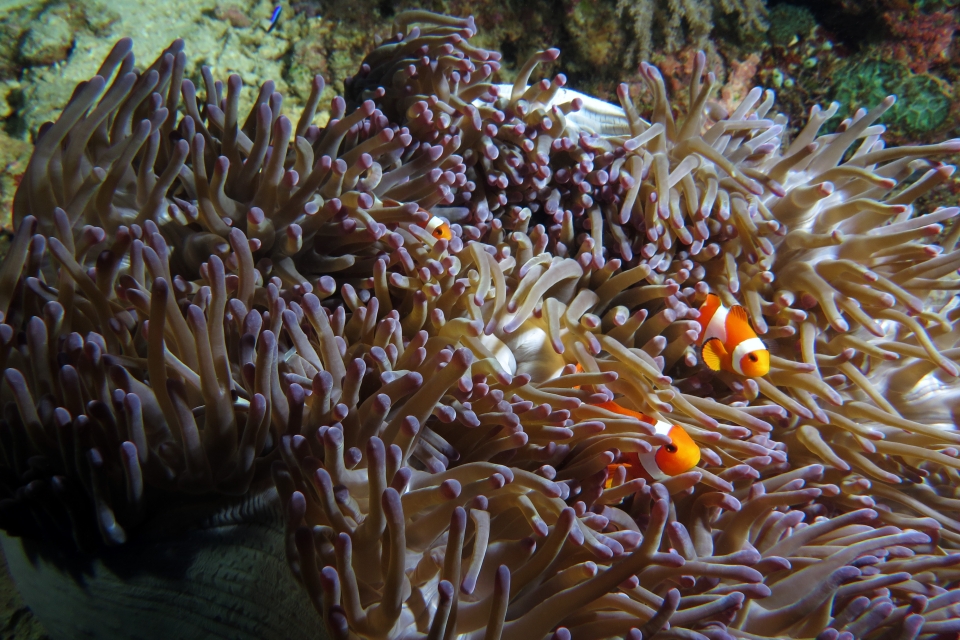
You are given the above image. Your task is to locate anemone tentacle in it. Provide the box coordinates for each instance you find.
[2,10,960,640]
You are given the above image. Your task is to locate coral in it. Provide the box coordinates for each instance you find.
[646,46,724,112]
[559,0,624,79]
[2,0,291,148]
[616,0,767,63]
[0,128,29,226]
[17,6,74,68]
[718,52,760,113]
[753,22,848,138]
[767,3,817,47]
[894,72,954,132]
[78,0,121,36]
[285,16,378,108]
[831,57,953,139]
[288,32,333,102]
[4,8,960,640]
[647,46,764,126]
[7,1,118,72]
[882,9,958,74]
[214,3,254,29]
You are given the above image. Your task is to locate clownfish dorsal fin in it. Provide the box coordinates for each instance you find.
[703,293,721,308]
[701,338,727,371]
[728,304,749,323]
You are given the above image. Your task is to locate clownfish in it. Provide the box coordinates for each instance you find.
[599,402,701,488]
[418,216,453,241]
[697,294,769,378]
[573,365,701,488]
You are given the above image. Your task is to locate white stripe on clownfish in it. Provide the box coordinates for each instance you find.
[704,302,728,344]
[731,337,767,375]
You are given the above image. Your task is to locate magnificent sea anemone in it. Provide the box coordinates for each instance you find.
[3,10,960,639]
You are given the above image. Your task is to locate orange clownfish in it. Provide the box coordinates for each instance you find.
[600,401,701,488]
[697,294,769,378]
[574,366,701,488]
[418,216,453,241]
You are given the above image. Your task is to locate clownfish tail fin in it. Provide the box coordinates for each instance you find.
[701,338,727,371]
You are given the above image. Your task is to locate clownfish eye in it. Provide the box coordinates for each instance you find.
[748,353,758,362]
[665,443,678,453]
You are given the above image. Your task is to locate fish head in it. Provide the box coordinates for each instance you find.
[654,424,701,476]
[739,348,770,377]
[425,216,453,241]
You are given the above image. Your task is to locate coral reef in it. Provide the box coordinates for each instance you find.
[616,0,767,64]
[0,130,29,223]
[882,8,957,74]
[4,7,960,640]
[754,15,846,140]
[766,3,816,48]
[0,0,770,178]
[747,2,960,149]
[830,57,954,139]
[17,6,74,68]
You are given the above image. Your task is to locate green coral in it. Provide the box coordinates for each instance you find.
[767,4,816,46]
[915,0,960,9]
[830,58,951,137]
[895,74,952,133]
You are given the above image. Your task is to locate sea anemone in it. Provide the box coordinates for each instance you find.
[3,9,960,640]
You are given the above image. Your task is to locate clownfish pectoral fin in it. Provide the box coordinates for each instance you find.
[701,338,727,371]
[604,463,626,489]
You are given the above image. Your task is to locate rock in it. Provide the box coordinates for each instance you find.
[215,3,252,29]
[78,0,120,36]
[0,80,19,120]
[19,8,73,67]
[287,35,327,101]
[0,548,50,639]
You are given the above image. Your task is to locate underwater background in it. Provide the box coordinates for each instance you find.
[3,0,960,239]
[1,0,960,637]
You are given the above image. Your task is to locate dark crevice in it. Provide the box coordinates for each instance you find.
[3,88,26,138]
[767,0,888,51]
[378,0,395,19]
[499,38,518,67]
